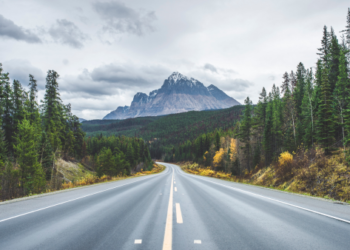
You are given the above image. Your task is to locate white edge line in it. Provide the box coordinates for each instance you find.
[186,174,350,224]
[0,172,165,223]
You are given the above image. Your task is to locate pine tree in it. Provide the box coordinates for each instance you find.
[42,70,63,150]
[281,72,290,94]
[328,34,341,93]
[38,131,53,180]
[239,97,252,171]
[13,119,45,195]
[27,75,41,127]
[301,69,315,148]
[313,60,323,117]
[71,115,85,158]
[290,71,297,93]
[317,25,331,65]
[0,64,7,163]
[264,93,273,165]
[215,131,220,151]
[12,80,26,136]
[294,63,306,145]
[282,73,297,152]
[271,85,283,155]
[336,49,350,153]
[341,8,350,67]
[252,87,267,146]
[2,75,14,154]
[316,66,335,155]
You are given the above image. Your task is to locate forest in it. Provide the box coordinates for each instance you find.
[81,105,245,159]
[168,9,350,181]
[0,66,152,201]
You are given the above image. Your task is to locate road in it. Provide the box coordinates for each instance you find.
[0,162,350,250]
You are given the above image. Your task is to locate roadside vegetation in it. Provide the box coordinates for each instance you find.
[175,9,350,203]
[59,163,164,190]
[0,66,160,201]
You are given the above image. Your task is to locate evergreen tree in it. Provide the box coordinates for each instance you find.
[316,66,335,155]
[13,119,45,195]
[271,85,283,155]
[317,25,331,64]
[328,34,341,93]
[336,49,350,153]
[2,75,14,154]
[313,60,323,117]
[301,69,315,148]
[239,97,252,171]
[293,63,306,145]
[96,147,115,177]
[0,64,7,164]
[290,71,297,93]
[42,70,63,150]
[27,75,41,129]
[12,80,26,136]
[38,131,53,180]
[215,131,220,151]
[282,74,297,152]
[341,8,350,67]
[264,93,274,165]
[252,87,267,146]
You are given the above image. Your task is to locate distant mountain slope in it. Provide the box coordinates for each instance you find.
[82,105,244,146]
[103,72,240,120]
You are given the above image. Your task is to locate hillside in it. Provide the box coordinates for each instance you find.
[82,105,245,156]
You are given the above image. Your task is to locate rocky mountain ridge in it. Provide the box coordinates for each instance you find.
[103,72,240,120]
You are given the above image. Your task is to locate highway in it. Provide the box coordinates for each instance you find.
[0,162,350,250]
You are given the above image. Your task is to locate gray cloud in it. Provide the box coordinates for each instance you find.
[203,63,218,73]
[222,78,253,92]
[62,63,170,96]
[0,15,41,43]
[49,19,89,48]
[3,60,45,89]
[93,1,157,36]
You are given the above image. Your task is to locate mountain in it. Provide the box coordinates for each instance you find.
[103,72,240,120]
[79,118,87,123]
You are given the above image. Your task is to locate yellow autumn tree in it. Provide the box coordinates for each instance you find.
[278,151,293,166]
[213,148,225,168]
[229,138,237,162]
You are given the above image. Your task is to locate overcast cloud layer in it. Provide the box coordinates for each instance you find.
[1,0,349,119]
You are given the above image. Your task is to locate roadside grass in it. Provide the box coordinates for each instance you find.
[180,161,350,204]
[58,163,165,190]
[1,163,165,203]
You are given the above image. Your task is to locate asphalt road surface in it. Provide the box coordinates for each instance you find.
[1,163,350,250]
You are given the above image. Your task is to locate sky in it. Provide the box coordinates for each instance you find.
[1,0,349,120]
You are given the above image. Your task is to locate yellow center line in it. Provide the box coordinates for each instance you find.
[162,169,174,250]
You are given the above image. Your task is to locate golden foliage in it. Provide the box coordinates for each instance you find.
[229,138,237,162]
[278,152,293,166]
[213,148,225,168]
[181,163,231,179]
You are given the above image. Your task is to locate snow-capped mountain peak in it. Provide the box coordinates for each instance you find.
[103,72,240,120]
[168,72,189,83]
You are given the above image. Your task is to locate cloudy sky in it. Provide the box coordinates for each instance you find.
[1,0,349,119]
